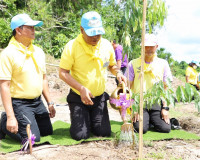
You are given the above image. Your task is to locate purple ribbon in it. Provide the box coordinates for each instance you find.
[21,130,36,152]
[110,93,134,118]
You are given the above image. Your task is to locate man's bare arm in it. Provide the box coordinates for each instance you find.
[0,80,18,133]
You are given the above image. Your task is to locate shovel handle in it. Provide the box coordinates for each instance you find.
[26,124,32,154]
[121,81,126,93]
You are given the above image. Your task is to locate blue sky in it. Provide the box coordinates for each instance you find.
[156,0,200,63]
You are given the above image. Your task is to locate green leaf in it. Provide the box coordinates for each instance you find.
[125,6,129,20]
[133,19,138,32]
[176,86,181,102]
[185,83,193,102]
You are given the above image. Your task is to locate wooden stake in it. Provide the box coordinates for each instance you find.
[26,124,32,154]
[139,0,147,159]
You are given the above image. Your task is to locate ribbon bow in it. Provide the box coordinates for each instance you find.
[110,93,134,119]
[76,34,104,66]
[9,37,40,72]
[21,130,36,152]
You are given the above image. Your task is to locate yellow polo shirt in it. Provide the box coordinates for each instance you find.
[186,66,198,85]
[60,34,116,96]
[131,57,165,94]
[0,37,46,99]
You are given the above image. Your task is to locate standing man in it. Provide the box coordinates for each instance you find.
[112,40,128,85]
[59,11,126,140]
[0,13,56,142]
[112,40,128,74]
[126,34,172,133]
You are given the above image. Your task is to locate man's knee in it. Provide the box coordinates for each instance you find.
[160,125,171,133]
[70,128,90,141]
[155,124,171,133]
[133,122,149,134]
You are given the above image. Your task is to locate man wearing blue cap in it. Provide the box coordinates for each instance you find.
[59,11,127,140]
[0,13,56,142]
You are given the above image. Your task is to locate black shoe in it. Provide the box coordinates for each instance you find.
[0,112,6,140]
[170,118,182,130]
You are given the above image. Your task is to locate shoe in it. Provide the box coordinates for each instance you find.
[170,118,182,130]
[0,112,6,140]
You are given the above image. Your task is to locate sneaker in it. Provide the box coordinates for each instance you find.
[0,112,6,140]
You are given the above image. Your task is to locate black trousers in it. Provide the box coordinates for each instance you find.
[133,104,171,134]
[67,90,111,141]
[1,96,53,142]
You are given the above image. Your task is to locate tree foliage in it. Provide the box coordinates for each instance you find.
[132,80,200,112]
[0,0,168,59]
[120,0,168,60]
[0,0,123,58]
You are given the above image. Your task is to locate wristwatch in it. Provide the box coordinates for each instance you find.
[162,106,169,111]
[47,102,54,106]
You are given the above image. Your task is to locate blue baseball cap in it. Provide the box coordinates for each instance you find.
[81,11,105,36]
[11,13,43,31]
[191,60,198,66]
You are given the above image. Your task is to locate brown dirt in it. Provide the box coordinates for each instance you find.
[0,66,200,160]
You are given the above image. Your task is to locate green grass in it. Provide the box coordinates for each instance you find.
[146,152,164,159]
[57,96,67,104]
[0,120,199,153]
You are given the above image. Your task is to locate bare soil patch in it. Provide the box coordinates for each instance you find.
[0,66,200,159]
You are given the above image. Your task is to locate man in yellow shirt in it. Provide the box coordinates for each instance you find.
[59,11,126,140]
[0,14,56,142]
[126,34,172,133]
[185,60,199,90]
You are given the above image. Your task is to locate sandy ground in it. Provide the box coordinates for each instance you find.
[0,68,200,160]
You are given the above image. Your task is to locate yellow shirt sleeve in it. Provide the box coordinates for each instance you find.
[185,66,191,76]
[59,40,75,70]
[108,42,116,66]
[0,49,12,80]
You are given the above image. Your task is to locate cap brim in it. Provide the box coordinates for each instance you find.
[144,42,157,46]
[24,20,43,27]
[84,27,105,36]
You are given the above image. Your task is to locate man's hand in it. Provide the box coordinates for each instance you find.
[161,109,170,124]
[7,116,18,134]
[48,105,56,118]
[116,72,127,86]
[80,86,94,105]
[133,112,139,123]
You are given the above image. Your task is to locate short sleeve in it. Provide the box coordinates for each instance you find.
[125,61,135,81]
[108,42,116,66]
[0,50,12,80]
[59,40,75,70]
[163,60,173,82]
[185,67,191,76]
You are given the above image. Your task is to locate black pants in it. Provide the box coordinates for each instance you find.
[1,96,53,142]
[133,104,171,134]
[67,90,111,141]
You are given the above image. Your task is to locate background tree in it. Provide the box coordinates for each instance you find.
[120,0,168,60]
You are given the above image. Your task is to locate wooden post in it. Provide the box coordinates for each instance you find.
[139,0,147,159]
[26,124,32,154]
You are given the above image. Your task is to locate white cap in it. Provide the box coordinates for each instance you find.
[144,34,158,46]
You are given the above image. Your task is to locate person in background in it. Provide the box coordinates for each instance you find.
[0,13,56,142]
[59,11,127,141]
[112,40,128,85]
[125,34,173,134]
[185,60,199,90]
